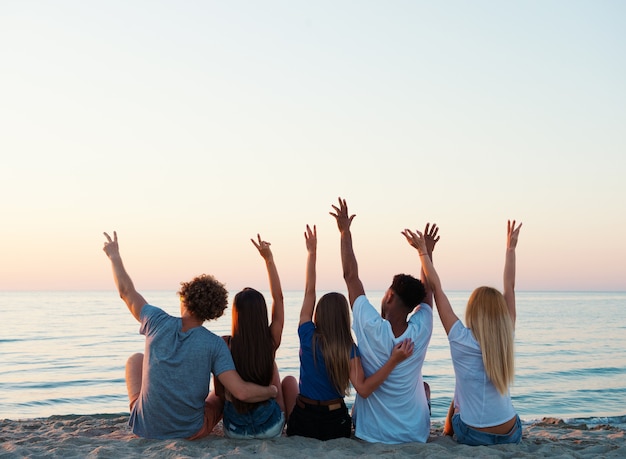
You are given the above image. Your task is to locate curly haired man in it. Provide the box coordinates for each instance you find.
[103,231,277,439]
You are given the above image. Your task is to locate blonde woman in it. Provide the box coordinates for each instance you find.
[402,221,523,446]
[286,225,414,440]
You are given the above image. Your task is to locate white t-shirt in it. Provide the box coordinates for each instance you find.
[449,320,516,427]
[352,295,433,444]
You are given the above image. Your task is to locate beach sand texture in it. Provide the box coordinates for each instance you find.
[1,415,624,458]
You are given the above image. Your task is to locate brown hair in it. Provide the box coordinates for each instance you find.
[178,274,228,322]
[229,288,274,413]
[465,286,515,395]
[313,292,354,396]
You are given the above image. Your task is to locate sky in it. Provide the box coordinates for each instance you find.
[1,1,625,293]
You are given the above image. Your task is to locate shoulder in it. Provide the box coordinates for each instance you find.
[353,295,375,318]
[140,304,168,324]
[448,319,472,342]
[208,332,233,356]
[298,321,315,338]
[353,294,369,309]
[141,303,159,317]
[408,302,433,320]
[349,343,361,359]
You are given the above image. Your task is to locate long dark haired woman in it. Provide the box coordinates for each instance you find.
[217,235,297,439]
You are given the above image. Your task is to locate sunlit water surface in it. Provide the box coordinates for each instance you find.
[1,291,625,428]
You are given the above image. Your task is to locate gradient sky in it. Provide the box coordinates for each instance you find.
[1,1,624,293]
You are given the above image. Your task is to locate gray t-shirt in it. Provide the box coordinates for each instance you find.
[129,304,235,439]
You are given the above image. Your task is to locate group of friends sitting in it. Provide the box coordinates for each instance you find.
[102,197,523,446]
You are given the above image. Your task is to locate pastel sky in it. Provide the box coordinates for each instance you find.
[1,1,624,293]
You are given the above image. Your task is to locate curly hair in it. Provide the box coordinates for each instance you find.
[178,274,228,322]
[390,274,426,310]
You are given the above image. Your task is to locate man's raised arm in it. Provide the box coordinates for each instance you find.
[102,231,147,322]
[330,197,365,307]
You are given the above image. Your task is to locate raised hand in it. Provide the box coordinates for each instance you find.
[102,231,120,259]
[507,220,522,250]
[401,228,428,255]
[423,223,440,255]
[329,197,355,233]
[304,224,317,254]
[251,234,273,260]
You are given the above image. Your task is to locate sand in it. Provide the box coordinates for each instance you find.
[1,415,624,458]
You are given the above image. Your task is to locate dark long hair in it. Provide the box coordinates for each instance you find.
[229,288,274,412]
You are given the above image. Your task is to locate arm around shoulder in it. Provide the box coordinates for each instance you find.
[217,370,278,403]
[350,339,414,398]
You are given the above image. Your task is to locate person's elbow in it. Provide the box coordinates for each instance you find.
[355,387,373,399]
[228,383,253,402]
[343,269,359,284]
[354,386,374,398]
[352,382,373,399]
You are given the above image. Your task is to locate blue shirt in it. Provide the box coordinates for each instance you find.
[129,305,235,439]
[298,321,359,401]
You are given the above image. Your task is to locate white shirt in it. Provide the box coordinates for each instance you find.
[352,295,433,444]
[449,320,516,427]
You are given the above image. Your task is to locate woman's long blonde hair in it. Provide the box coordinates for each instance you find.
[313,292,354,396]
[465,286,515,395]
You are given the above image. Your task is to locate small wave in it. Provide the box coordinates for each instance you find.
[525,415,626,429]
[1,377,125,391]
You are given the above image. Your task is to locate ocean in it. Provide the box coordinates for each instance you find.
[1,290,625,428]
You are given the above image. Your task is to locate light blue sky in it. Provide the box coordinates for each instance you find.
[1,1,624,292]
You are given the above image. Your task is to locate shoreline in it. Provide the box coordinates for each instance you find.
[1,415,625,458]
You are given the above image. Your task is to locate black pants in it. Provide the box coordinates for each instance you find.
[286,401,351,440]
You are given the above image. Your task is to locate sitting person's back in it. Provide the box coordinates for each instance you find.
[330,199,435,444]
[351,291,432,444]
[219,235,296,439]
[286,225,413,441]
[130,303,232,439]
[102,231,278,440]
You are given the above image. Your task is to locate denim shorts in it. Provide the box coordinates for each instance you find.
[452,413,522,446]
[223,399,285,439]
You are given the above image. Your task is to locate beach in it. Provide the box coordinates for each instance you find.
[1,415,625,458]
[2,291,625,457]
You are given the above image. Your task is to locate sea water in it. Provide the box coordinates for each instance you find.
[1,291,625,427]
